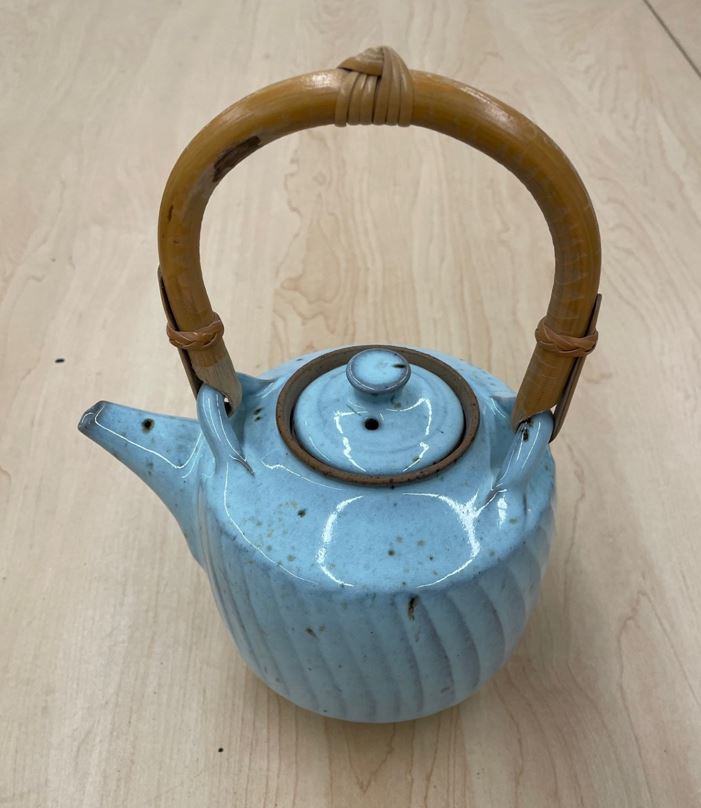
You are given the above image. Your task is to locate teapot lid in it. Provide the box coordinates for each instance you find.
[285,347,478,481]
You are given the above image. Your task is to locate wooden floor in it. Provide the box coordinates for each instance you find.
[2,1,700,806]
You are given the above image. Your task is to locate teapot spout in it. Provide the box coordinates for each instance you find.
[78,401,203,560]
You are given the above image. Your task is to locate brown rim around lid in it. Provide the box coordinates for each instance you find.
[275,346,480,487]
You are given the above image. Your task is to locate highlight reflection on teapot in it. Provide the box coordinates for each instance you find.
[79,47,601,723]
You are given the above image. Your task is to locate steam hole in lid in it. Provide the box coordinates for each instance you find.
[364,418,380,431]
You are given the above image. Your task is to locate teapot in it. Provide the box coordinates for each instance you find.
[79,47,601,722]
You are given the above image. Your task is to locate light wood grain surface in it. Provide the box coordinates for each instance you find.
[2,1,700,806]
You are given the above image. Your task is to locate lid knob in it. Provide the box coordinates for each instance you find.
[346,349,411,396]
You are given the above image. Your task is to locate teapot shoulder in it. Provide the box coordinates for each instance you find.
[199,348,555,593]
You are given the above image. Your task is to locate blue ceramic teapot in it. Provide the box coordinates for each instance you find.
[79,47,601,722]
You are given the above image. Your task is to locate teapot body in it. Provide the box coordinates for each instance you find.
[194,348,555,722]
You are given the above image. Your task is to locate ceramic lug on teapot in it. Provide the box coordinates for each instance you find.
[79,47,601,722]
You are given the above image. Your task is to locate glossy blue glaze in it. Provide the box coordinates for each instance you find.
[79,347,555,722]
[294,348,465,475]
[346,348,411,394]
[78,401,204,562]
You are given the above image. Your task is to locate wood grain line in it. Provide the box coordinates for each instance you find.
[642,0,701,79]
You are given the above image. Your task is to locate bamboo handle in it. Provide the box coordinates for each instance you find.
[158,47,601,431]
